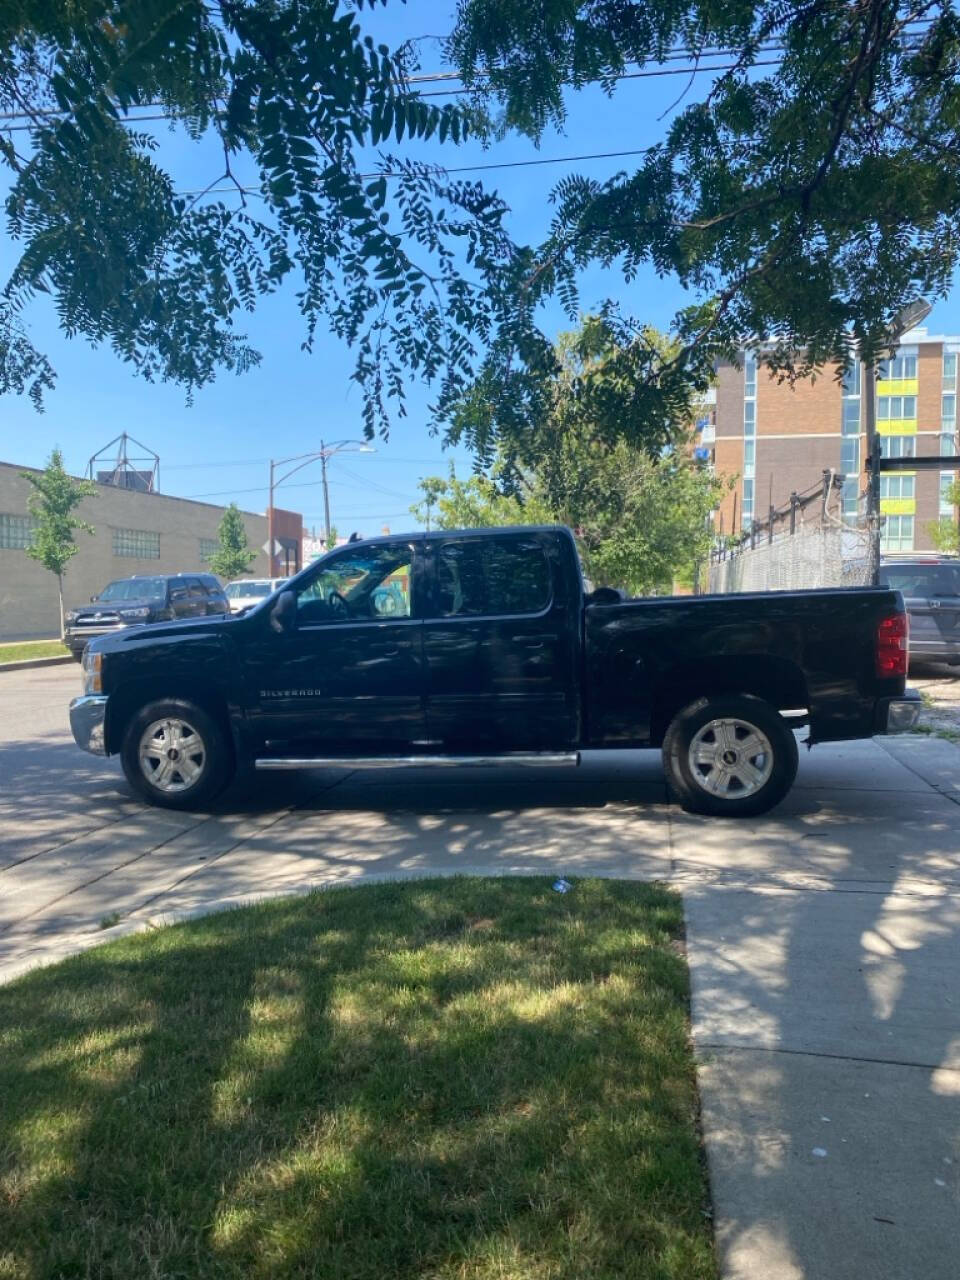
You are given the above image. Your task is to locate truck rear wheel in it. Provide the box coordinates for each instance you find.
[121,699,233,810]
[662,693,799,817]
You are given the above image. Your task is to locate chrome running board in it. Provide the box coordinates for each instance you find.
[254,752,580,771]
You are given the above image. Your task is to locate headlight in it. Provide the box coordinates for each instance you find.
[65,610,78,623]
[82,650,103,695]
[119,606,151,620]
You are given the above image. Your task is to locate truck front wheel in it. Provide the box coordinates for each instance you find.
[121,699,234,809]
[662,693,799,817]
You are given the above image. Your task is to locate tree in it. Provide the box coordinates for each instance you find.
[0,0,514,433]
[413,322,727,594]
[927,478,960,552]
[21,449,96,637]
[446,0,960,462]
[207,503,256,580]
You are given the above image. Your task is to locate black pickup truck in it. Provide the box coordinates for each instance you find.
[70,525,919,817]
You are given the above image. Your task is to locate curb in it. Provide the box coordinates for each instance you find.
[0,655,75,673]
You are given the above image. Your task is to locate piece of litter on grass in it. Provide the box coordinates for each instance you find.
[552,878,572,894]
[812,1147,828,1158]
[944,1157,953,1165]
[873,1217,895,1226]
[935,1178,947,1188]
[821,1116,831,1122]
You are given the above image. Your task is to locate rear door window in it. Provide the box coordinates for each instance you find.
[435,537,552,617]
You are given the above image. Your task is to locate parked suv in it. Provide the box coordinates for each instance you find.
[879,557,960,668]
[64,573,229,660]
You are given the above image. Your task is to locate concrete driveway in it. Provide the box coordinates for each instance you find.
[2,664,959,1279]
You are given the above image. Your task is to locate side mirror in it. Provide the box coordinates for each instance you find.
[269,589,297,635]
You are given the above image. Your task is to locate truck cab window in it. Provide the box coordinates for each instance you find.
[437,538,551,616]
[296,543,413,624]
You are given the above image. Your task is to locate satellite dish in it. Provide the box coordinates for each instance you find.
[890,297,932,339]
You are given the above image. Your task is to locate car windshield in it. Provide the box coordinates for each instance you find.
[225,581,272,599]
[97,578,166,602]
[880,564,960,597]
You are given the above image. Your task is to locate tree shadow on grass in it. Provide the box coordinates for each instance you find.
[0,877,715,1280]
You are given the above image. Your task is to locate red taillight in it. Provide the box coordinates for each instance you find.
[876,612,909,678]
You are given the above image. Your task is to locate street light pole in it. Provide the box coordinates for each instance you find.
[267,440,374,567]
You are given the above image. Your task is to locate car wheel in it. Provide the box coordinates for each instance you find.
[662,693,799,817]
[121,699,234,809]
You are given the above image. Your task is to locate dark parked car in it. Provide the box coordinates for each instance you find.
[69,526,919,816]
[64,573,229,660]
[879,557,960,668]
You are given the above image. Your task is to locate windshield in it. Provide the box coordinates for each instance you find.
[225,581,272,599]
[97,578,167,602]
[880,564,960,597]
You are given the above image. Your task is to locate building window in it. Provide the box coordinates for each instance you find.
[113,527,160,559]
[841,361,861,523]
[878,395,917,420]
[941,433,958,457]
[744,351,757,398]
[842,361,861,397]
[742,477,754,530]
[199,538,218,563]
[880,434,916,459]
[878,353,917,381]
[743,440,755,474]
[743,399,756,433]
[944,351,958,392]
[940,472,956,517]
[0,513,36,550]
[880,474,915,501]
[880,515,914,553]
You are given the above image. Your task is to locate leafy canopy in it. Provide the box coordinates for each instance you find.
[447,0,960,459]
[413,322,727,595]
[0,0,515,433]
[207,502,256,580]
[21,448,96,579]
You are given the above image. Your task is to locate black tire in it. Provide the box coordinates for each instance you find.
[121,698,234,810]
[71,651,84,663]
[662,693,799,817]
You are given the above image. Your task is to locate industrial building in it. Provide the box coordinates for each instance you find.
[707,328,960,553]
[0,453,301,641]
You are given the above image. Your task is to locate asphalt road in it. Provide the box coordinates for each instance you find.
[2,664,960,1280]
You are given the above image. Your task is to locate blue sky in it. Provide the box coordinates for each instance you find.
[3,2,959,538]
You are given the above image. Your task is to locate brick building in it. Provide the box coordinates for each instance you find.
[708,329,960,553]
[0,460,302,641]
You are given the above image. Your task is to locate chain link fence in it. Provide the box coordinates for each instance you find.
[707,471,873,593]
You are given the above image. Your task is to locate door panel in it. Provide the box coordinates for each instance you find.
[423,535,579,750]
[243,541,426,751]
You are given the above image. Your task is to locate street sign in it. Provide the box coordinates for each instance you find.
[261,539,282,555]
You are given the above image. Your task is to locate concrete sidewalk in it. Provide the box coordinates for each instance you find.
[681,735,960,1280]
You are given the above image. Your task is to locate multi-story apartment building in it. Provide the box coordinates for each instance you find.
[708,328,960,553]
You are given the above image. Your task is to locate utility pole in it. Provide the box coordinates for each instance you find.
[267,459,275,576]
[320,441,332,548]
[268,440,374,567]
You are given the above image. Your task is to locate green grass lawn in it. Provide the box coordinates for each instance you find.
[0,640,70,664]
[0,877,716,1280]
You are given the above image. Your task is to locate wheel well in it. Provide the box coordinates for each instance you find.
[650,656,808,746]
[105,678,234,757]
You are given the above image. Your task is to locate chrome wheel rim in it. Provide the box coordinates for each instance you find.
[138,717,206,793]
[688,717,774,799]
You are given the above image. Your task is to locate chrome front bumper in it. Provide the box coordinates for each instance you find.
[70,695,109,755]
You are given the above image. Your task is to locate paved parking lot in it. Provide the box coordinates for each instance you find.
[2,664,960,1278]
